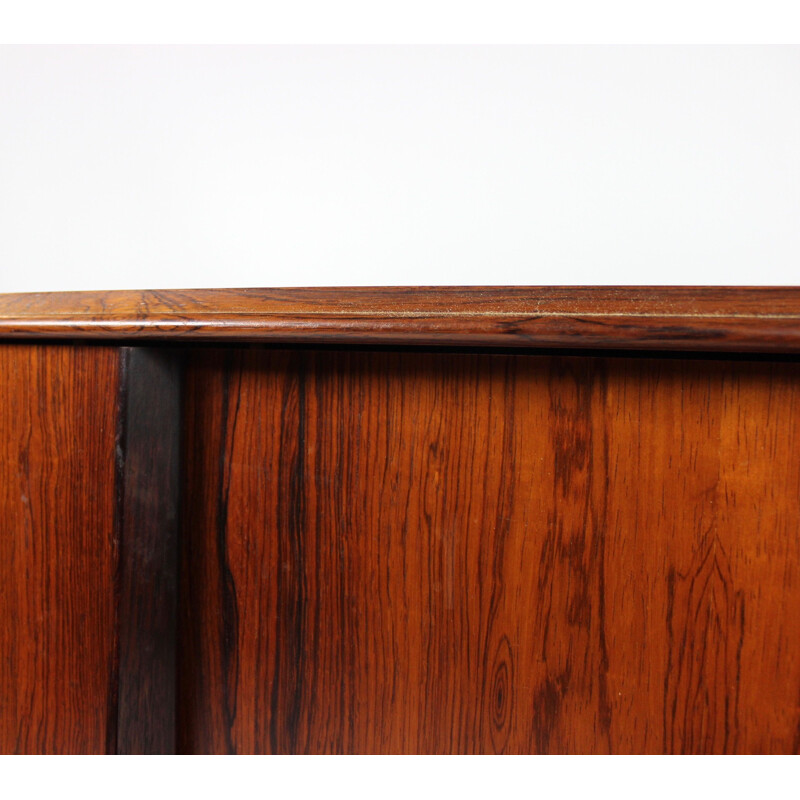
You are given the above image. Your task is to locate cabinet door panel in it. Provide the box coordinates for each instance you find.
[178,349,800,754]
[0,345,119,754]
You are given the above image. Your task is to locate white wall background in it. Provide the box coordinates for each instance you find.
[1,45,798,292]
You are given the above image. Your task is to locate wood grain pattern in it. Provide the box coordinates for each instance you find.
[177,348,800,754]
[0,345,119,754]
[116,348,182,754]
[2,287,800,351]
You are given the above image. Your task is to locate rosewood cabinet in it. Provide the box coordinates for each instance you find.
[1,287,799,754]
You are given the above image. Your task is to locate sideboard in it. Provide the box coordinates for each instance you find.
[1,286,799,754]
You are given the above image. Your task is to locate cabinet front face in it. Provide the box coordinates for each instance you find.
[177,349,800,754]
[2,288,800,755]
[0,345,120,754]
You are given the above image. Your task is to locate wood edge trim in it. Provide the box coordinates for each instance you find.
[2,288,800,352]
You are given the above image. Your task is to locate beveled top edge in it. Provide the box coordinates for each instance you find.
[2,286,800,315]
[1,286,800,352]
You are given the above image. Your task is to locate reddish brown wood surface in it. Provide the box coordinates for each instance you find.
[177,348,800,754]
[2,287,800,351]
[0,345,119,753]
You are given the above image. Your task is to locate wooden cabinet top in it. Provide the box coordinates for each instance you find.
[1,286,800,352]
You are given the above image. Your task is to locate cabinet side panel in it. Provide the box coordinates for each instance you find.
[0,345,119,754]
[178,349,800,753]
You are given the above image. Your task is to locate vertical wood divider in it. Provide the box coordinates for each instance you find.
[115,347,183,754]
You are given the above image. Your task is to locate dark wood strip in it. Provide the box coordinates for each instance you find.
[1,287,800,352]
[115,348,182,754]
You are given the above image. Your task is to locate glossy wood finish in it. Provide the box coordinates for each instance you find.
[115,348,182,754]
[177,348,800,754]
[0,345,119,754]
[2,287,800,754]
[2,287,800,351]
